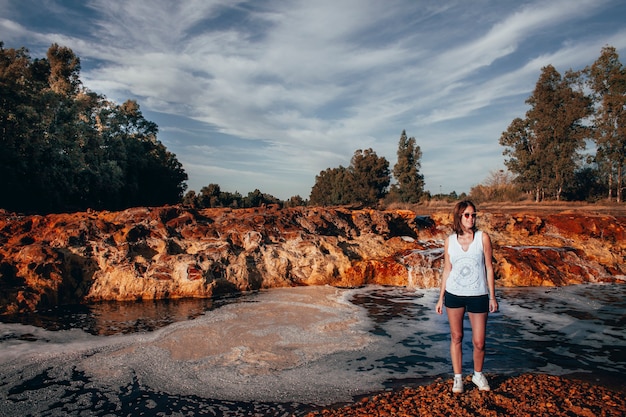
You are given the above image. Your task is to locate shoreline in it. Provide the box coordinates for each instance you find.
[303,373,625,416]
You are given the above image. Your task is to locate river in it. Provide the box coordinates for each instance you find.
[1,283,624,416]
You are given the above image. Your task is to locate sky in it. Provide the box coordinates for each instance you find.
[1,0,625,200]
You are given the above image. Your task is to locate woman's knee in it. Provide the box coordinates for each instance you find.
[473,338,485,351]
[451,332,464,345]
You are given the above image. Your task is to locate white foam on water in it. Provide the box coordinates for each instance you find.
[80,285,385,403]
[0,322,128,365]
[1,282,624,414]
[0,286,388,406]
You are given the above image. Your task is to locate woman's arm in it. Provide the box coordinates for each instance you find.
[483,231,498,313]
[435,237,451,315]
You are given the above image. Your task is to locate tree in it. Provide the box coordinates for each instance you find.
[101,99,187,208]
[47,43,81,96]
[285,195,306,207]
[390,130,424,203]
[309,148,390,207]
[564,166,607,201]
[183,184,283,209]
[500,65,591,201]
[348,148,390,205]
[586,46,626,202]
[500,117,541,200]
[309,166,351,206]
[198,183,222,207]
[0,44,39,210]
[182,190,199,208]
[0,43,188,213]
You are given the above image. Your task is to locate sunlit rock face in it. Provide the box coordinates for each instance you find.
[0,206,624,314]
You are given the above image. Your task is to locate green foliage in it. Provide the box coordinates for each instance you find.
[498,46,625,203]
[243,189,281,208]
[284,195,307,208]
[500,65,591,202]
[348,148,391,205]
[563,166,608,201]
[585,46,626,203]
[309,149,390,206]
[182,184,282,209]
[0,42,188,213]
[389,130,424,203]
[309,166,351,206]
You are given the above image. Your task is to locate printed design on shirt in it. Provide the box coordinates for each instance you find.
[450,256,481,289]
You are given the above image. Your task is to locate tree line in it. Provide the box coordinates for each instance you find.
[305,45,626,206]
[183,129,426,209]
[0,42,187,213]
[499,46,625,203]
[308,131,424,206]
[1,42,624,214]
[306,45,625,206]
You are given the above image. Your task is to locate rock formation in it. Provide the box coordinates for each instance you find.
[1,205,624,314]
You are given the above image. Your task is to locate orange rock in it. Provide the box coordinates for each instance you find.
[0,206,624,314]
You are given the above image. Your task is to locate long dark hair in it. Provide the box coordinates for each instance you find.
[452,200,477,235]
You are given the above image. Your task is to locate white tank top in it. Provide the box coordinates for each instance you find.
[445,230,488,296]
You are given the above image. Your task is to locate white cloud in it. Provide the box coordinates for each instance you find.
[2,0,625,198]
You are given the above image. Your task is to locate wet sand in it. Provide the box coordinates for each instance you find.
[305,373,625,417]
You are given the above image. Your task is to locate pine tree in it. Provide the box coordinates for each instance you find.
[391,130,424,203]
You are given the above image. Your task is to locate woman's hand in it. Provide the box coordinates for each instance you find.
[436,299,444,315]
[489,298,499,313]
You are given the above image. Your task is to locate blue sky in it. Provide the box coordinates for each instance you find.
[2,0,625,199]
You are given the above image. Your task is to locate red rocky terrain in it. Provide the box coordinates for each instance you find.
[0,204,624,314]
[305,373,625,417]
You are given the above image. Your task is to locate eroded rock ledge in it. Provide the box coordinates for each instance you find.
[1,205,624,314]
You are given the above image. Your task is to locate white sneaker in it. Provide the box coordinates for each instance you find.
[452,376,464,393]
[472,373,490,391]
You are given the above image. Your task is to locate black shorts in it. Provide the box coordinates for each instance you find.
[444,291,489,313]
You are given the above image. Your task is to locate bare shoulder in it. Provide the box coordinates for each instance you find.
[481,231,492,243]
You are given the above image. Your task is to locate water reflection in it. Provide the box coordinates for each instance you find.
[1,294,243,335]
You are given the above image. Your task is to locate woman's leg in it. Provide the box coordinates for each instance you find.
[447,307,465,374]
[468,312,488,372]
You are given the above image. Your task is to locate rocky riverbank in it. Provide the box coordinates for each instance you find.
[305,373,625,417]
[1,204,625,314]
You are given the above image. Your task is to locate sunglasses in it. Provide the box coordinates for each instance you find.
[462,213,477,219]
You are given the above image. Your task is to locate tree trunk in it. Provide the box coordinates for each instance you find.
[535,186,541,203]
[618,164,623,203]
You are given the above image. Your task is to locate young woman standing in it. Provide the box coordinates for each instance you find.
[435,200,498,393]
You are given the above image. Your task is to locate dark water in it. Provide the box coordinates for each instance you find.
[0,295,240,336]
[351,285,626,390]
[1,283,624,416]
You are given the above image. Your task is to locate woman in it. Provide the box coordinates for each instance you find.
[435,200,498,393]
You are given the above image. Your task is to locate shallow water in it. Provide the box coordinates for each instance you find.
[0,283,624,416]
